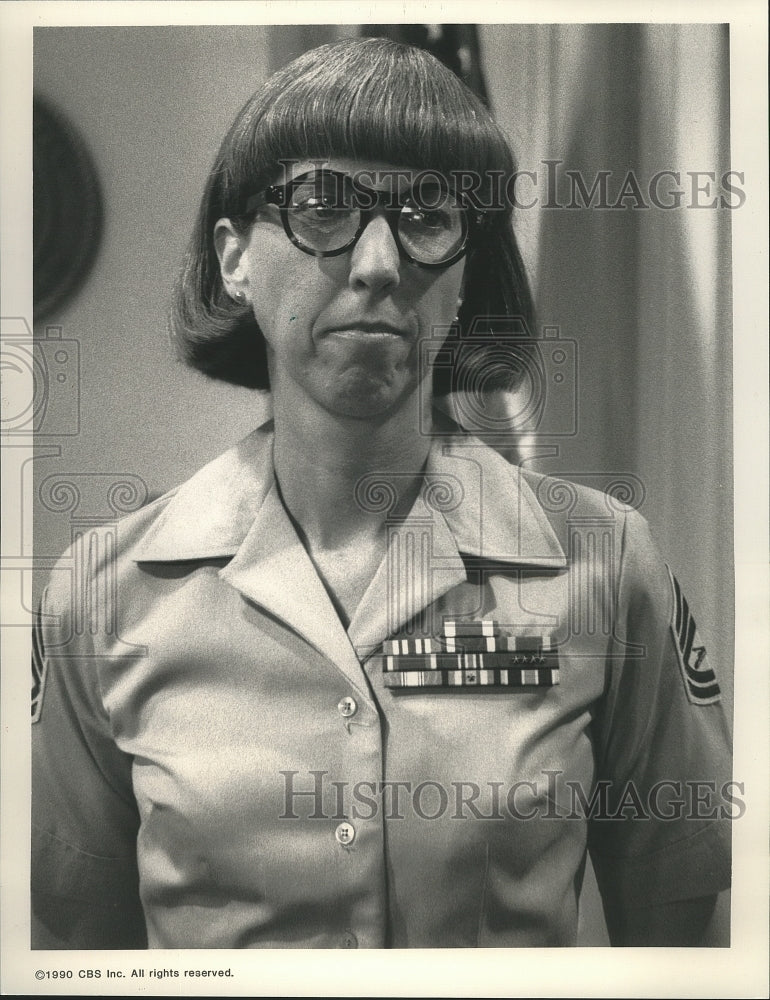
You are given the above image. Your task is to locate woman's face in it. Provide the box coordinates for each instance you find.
[218,158,466,421]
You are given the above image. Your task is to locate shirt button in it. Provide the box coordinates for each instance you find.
[337,696,358,718]
[340,930,358,948]
[335,822,356,846]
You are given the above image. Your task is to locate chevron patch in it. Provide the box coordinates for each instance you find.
[31,613,48,723]
[667,566,720,705]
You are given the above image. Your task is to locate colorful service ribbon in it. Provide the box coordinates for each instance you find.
[378,620,559,690]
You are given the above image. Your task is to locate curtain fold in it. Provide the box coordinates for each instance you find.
[480,23,733,712]
[481,25,732,945]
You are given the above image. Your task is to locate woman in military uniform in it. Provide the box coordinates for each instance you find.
[31,37,732,949]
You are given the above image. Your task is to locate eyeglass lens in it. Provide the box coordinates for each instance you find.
[285,172,467,265]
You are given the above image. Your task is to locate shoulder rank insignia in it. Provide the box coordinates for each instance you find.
[666,566,720,705]
[31,613,48,723]
[378,620,559,691]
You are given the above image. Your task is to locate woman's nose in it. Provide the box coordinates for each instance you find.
[348,214,401,294]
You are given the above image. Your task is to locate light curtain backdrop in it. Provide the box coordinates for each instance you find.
[31,23,733,946]
[482,25,732,729]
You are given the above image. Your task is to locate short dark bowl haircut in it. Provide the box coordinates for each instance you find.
[170,37,536,396]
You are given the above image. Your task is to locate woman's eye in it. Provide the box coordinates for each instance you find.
[404,206,452,230]
[311,200,337,219]
[293,195,352,221]
[294,196,330,213]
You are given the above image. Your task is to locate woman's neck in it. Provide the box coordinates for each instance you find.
[271,385,433,549]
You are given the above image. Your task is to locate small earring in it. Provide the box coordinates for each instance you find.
[231,289,246,304]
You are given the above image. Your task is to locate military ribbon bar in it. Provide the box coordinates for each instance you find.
[383,665,559,689]
[382,651,558,672]
[380,622,559,691]
[443,619,498,637]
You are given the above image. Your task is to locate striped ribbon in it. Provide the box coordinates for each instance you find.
[380,621,559,690]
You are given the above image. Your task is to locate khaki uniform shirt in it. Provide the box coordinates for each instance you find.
[31,422,732,948]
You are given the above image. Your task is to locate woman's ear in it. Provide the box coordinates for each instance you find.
[214,219,250,304]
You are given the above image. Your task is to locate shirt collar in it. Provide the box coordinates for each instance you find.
[425,436,566,569]
[132,422,275,563]
[133,420,566,569]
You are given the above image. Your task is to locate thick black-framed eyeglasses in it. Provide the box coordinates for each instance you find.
[244,169,486,269]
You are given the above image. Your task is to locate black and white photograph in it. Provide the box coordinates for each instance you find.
[0,1,767,996]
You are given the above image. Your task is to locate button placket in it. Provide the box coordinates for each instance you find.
[337,695,357,718]
[334,821,356,846]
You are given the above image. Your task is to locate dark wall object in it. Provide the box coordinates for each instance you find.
[33,97,103,323]
[361,24,490,106]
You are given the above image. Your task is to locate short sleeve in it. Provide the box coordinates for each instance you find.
[31,574,147,949]
[588,507,733,913]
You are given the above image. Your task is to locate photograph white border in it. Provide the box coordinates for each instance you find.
[1,2,767,996]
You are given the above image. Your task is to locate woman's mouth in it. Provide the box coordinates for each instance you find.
[322,319,412,340]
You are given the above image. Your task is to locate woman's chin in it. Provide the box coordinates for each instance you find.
[319,368,416,421]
